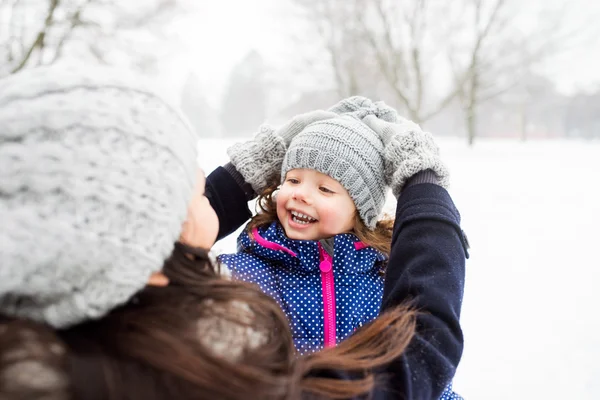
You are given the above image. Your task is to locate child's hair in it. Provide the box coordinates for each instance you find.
[0,242,415,400]
[247,182,395,256]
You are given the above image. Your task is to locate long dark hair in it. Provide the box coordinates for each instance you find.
[0,244,415,399]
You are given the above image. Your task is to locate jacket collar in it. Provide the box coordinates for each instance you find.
[237,222,387,273]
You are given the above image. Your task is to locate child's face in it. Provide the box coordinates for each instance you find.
[276,169,356,241]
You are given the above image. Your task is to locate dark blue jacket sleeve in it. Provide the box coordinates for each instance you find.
[372,183,468,400]
[205,166,252,241]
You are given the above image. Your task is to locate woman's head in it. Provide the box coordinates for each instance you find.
[0,244,296,400]
[0,64,212,328]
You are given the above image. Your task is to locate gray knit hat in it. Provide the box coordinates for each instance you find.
[0,64,198,328]
[281,98,398,228]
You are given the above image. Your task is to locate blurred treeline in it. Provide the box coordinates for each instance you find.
[2,0,599,144]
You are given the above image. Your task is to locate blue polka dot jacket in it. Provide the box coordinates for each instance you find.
[219,221,387,354]
[207,166,469,400]
[219,220,463,400]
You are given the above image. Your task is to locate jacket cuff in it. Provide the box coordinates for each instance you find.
[223,162,257,201]
[404,169,441,188]
[206,166,253,240]
[396,183,469,257]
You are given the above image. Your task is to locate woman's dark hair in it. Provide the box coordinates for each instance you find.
[0,244,415,400]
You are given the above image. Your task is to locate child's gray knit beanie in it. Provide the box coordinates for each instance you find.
[0,64,198,328]
[281,97,398,229]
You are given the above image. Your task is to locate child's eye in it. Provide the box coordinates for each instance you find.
[319,187,334,194]
[287,178,300,184]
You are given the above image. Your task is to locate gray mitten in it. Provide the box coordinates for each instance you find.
[362,114,449,198]
[328,96,397,123]
[226,110,338,194]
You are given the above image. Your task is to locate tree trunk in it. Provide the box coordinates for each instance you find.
[466,105,476,146]
[519,103,528,141]
[466,66,479,146]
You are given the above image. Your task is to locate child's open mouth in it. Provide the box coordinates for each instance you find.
[290,210,317,225]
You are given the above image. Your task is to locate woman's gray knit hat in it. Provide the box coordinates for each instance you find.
[0,64,198,328]
[281,97,398,228]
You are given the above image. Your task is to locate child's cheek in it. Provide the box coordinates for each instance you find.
[275,189,288,210]
[319,200,356,234]
[318,204,338,227]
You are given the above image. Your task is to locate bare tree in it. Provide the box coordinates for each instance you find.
[356,0,467,123]
[290,0,376,99]
[0,0,188,78]
[446,0,586,145]
[291,0,464,123]
[445,0,512,145]
[291,0,593,145]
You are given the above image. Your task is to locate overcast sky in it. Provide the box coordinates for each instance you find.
[163,0,600,108]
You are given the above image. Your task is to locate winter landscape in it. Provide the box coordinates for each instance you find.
[3,0,600,398]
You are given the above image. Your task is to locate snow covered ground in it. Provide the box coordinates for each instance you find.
[197,137,600,400]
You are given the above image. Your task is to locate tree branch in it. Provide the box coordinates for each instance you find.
[51,0,96,63]
[367,0,415,115]
[321,0,348,96]
[409,0,426,114]
[3,0,21,63]
[10,0,59,74]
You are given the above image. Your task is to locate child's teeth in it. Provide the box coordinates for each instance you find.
[291,210,316,224]
[292,216,307,224]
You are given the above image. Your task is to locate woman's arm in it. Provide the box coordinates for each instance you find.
[373,180,468,400]
[205,165,254,241]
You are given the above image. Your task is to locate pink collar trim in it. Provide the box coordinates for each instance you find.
[354,241,369,251]
[251,228,298,257]
[251,228,370,256]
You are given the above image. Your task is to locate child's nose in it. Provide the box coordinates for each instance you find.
[292,186,312,205]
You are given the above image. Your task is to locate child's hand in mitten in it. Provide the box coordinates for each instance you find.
[362,114,449,198]
[328,96,397,123]
[227,110,337,194]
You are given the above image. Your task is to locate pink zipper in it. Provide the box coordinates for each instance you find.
[318,243,337,348]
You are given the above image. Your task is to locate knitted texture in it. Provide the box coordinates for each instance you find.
[0,64,198,328]
[328,95,398,123]
[227,125,287,195]
[227,110,338,194]
[362,114,449,197]
[281,115,387,228]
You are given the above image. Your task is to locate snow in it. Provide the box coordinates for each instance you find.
[197,137,600,400]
